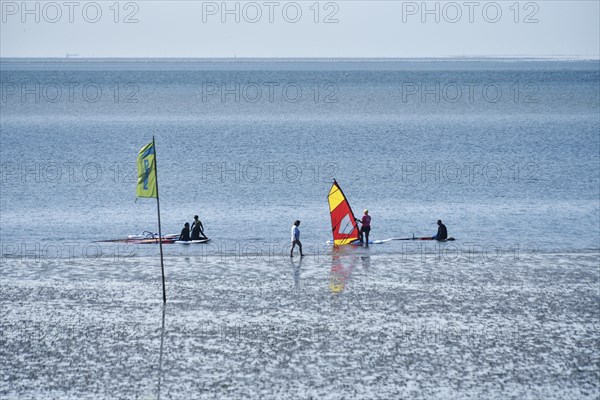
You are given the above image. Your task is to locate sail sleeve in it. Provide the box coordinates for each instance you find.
[328,180,360,245]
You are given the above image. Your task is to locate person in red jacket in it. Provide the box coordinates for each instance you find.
[358,209,371,246]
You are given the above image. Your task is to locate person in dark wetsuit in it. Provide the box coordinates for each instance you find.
[191,215,207,240]
[179,222,191,241]
[432,220,448,241]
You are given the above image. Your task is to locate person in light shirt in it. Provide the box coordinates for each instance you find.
[290,220,303,258]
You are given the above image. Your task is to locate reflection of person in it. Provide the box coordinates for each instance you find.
[191,215,207,240]
[290,256,302,288]
[361,256,371,270]
[290,220,303,258]
[432,220,448,241]
[358,209,371,246]
[179,222,190,241]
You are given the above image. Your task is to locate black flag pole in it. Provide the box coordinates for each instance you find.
[152,135,167,303]
[157,304,166,399]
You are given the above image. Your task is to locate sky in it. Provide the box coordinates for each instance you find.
[1,1,599,58]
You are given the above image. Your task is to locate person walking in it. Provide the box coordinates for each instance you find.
[290,220,303,258]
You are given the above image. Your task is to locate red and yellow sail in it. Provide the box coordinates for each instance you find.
[328,180,360,245]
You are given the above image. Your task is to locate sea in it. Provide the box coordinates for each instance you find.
[1,58,599,399]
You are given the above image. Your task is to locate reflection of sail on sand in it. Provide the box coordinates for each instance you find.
[329,252,357,294]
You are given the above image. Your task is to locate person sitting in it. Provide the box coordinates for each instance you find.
[432,220,448,241]
[179,222,191,241]
[191,215,207,240]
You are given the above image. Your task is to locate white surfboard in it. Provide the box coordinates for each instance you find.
[175,238,211,245]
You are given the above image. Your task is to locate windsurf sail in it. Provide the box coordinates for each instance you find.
[327,180,361,245]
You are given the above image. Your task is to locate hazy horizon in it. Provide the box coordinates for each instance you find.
[2,55,599,60]
[2,1,598,58]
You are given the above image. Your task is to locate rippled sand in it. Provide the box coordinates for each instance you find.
[1,247,599,399]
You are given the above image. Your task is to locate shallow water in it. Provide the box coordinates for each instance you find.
[1,249,599,399]
[1,59,599,251]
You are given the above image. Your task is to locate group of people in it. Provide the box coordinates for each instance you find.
[289,212,449,257]
[177,212,446,253]
[178,215,208,241]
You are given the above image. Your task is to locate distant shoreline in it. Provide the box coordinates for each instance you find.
[1,56,599,62]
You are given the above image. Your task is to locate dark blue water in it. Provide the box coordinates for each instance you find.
[1,59,599,253]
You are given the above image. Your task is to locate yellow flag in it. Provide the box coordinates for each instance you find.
[136,142,157,198]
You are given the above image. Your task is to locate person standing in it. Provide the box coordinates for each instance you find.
[359,209,371,246]
[432,220,448,241]
[191,215,207,240]
[290,220,303,258]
